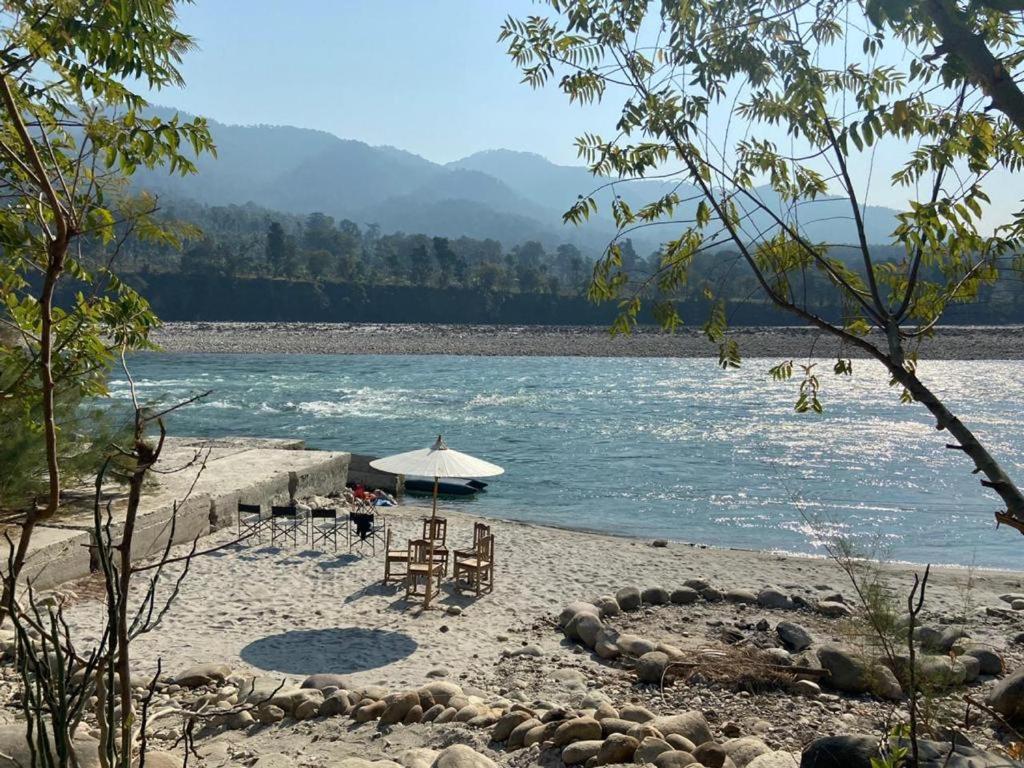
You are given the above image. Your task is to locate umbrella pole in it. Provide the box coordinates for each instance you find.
[425,476,439,608]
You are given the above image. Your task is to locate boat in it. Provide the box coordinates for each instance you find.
[404,476,488,497]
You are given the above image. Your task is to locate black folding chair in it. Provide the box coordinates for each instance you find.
[270,505,307,547]
[347,509,385,555]
[238,502,267,543]
[310,508,339,552]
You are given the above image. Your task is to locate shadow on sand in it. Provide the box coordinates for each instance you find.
[239,627,417,675]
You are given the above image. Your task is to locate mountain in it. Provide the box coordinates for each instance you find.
[132,108,899,253]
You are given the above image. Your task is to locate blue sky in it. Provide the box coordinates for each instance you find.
[150,1,1019,229]
[153,0,616,165]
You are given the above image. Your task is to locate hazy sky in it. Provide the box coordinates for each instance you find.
[153,0,617,165]
[151,1,1019,229]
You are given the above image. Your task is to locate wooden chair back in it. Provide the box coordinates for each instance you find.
[476,534,494,563]
[472,522,491,544]
[408,538,435,565]
[422,517,447,544]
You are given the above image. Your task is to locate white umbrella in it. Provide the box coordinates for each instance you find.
[370,436,503,606]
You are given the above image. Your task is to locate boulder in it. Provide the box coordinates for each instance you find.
[918,656,967,689]
[791,680,820,698]
[562,740,604,765]
[506,718,541,750]
[144,751,183,768]
[431,745,496,768]
[693,742,727,768]
[636,651,671,684]
[420,681,462,706]
[601,718,635,736]
[725,589,758,605]
[492,710,534,742]
[757,588,794,610]
[650,712,713,746]
[553,717,603,747]
[174,663,231,688]
[670,587,700,605]
[619,704,656,723]
[666,734,698,752]
[257,704,285,724]
[404,705,424,725]
[654,753,698,768]
[747,754,798,768]
[816,645,870,694]
[938,626,970,652]
[634,737,674,764]
[815,601,852,618]
[594,701,618,720]
[302,673,353,690]
[800,734,1008,767]
[595,734,640,766]
[380,691,421,725]
[0,727,100,768]
[422,704,445,722]
[594,596,621,617]
[354,700,386,722]
[616,587,643,612]
[294,698,320,720]
[987,666,1024,720]
[642,586,671,605]
[567,612,604,648]
[914,626,945,652]
[626,724,663,742]
[871,664,906,701]
[320,692,351,717]
[964,646,1003,676]
[454,705,481,723]
[776,622,812,652]
[560,602,599,627]
[722,737,771,767]
[398,749,439,768]
[617,634,658,656]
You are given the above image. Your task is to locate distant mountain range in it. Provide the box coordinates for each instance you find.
[132,107,900,253]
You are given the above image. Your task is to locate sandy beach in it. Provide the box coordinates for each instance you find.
[150,322,1024,360]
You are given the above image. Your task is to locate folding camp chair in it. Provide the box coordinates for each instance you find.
[347,508,385,555]
[270,505,307,547]
[310,508,339,551]
[238,502,267,543]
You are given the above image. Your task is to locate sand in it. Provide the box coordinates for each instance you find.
[60,497,1024,694]
[150,322,1024,359]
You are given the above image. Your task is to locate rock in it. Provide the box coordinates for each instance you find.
[398,749,439,768]
[454,705,481,723]
[988,666,1024,720]
[653,539,669,547]
[626,724,663,742]
[560,602,600,627]
[354,700,387,722]
[257,703,285,724]
[763,648,791,666]
[725,589,758,604]
[1014,600,1024,611]
[965,646,1003,676]
[800,734,1008,767]
[871,664,905,701]
[747,754,798,768]
[960,655,981,683]
[671,587,700,605]
[815,601,852,618]
[225,710,255,729]
[0,726,100,768]
[420,681,462,706]
[404,705,424,725]
[320,692,351,717]
[553,717,603,747]
[601,718,635,736]
[666,735,698,752]
[567,612,604,648]
[524,721,560,748]
[493,710,534,742]
[635,737,674,764]
[642,586,671,605]
[616,587,643,612]
[816,645,870,694]
[422,704,445,722]
[507,717,541,750]
[757,588,794,610]
[654,753,698,768]
[722,737,771,767]
[1000,593,1024,604]
[636,651,671,684]
[144,752,183,768]
[791,680,820,698]
[593,596,621,617]
[302,673,353,690]
[915,626,945,652]
[252,755,292,768]
[594,702,618,720]
[380,691,421,725]
[617,634,658,656]
[174,663,231,688]
[938,626,970,652]
[619,704,656,723]
[650,712,713,746]
[693,742,727,768]
[595,733,640,766]
[918,656,967,689]
[293,698,320,720]
[431,745,496,768]
[776,622,812,652]
[563,741,604,765]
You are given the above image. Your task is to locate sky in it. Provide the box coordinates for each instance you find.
[147,1,1020,230]
[151,0,618,166]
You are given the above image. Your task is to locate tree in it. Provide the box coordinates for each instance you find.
[0,1,214,610]
[501,1,1024,532]
[265,221,288,276]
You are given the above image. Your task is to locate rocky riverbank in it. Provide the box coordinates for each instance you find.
[150,322,1024,359]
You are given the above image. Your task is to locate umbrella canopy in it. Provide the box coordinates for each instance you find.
[370,436,504,480]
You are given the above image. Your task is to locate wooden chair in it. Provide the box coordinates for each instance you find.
[406,538,443,604]
[237,502,267,543]
[310,508,339,551]
[453,522,491,560]
[382,527,408,585]
[270,505,307,547]
[453,534,494,597]
[421,517,449,575]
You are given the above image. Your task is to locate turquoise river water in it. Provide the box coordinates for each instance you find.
[107,354,1024,569]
